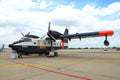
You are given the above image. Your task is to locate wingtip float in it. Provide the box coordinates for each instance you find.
[98,30,114,46]
[99,30,114,36]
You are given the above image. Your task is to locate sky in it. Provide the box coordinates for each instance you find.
[0,0,120,48]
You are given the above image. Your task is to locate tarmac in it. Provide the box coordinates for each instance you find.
[0,49,120,80]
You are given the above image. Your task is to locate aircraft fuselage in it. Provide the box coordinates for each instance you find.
[9,37,68,55]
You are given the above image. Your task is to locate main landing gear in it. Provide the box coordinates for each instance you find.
[54,52,58,56]
[46,52,58,58]
[18,54,22,58]
[17,51,58,58]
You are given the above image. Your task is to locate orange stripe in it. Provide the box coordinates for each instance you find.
[61,40,64,49]
[99,30,114,36]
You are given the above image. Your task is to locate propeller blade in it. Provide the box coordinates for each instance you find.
[48,22,51,31]
[26,32,30,35]
[21,33,24,37]
[47,22,56,41]
[47,32,56,41]
[41,34,47,39]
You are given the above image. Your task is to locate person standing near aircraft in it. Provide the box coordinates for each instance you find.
[0,44,4,52]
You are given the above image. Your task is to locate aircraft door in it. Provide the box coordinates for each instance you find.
[37,40,40,46]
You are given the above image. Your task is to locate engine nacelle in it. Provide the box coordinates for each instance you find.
[104,40,109,46]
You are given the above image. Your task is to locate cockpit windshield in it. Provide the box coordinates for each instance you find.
[12,37,32,44]
[19,37,32,42]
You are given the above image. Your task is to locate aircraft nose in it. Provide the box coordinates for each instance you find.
[8,44,13,48]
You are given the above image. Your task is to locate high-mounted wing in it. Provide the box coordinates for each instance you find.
[60,30,114,46]
[60,30,114,39]
[46,22,114,46]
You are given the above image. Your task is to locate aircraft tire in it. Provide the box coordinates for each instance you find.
[38,53,43,56]
[18,55,21,58]
[54,52,58,56]
[18,54,22,58]
[45,52,50,56]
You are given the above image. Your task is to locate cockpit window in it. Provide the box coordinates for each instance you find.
[19,38,32,42]
[24,38,32,42]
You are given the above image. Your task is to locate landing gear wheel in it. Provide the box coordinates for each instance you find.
[104,40,109,46]
[45,52,50,56]
[38,53,43,56]
[18,54,22,58]
[54,52,58,57]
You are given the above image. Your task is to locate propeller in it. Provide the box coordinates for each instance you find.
[47,22,56,41]
[21,32,30,37]
[47,22,55,51]
[21,33,24,37]
[41,34,47,39]
[26,32,30,35]
[48,22,50,32]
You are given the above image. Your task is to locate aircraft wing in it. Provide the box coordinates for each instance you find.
[60,30,114,39]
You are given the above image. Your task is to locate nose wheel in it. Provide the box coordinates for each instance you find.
[18,54,22,58]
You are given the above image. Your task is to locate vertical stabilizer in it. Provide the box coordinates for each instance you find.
[64,28,69,35]
[63,28,69,43]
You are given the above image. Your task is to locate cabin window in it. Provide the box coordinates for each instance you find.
[37,40,40,45]
[44,42,46,45]
[34,42,36,44]
[48,41,50,44]
[54,43,56,45]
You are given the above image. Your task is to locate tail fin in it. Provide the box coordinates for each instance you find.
[64,28,69,35]
[63,28,69,43]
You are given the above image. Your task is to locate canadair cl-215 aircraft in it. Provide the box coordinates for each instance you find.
[9,22,114,58]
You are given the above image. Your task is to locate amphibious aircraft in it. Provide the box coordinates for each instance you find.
[9,22,114,58]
